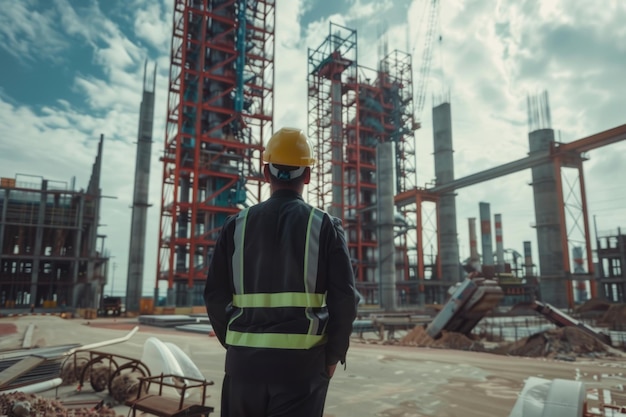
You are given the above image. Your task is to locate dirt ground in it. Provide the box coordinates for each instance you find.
[2,316,626,417]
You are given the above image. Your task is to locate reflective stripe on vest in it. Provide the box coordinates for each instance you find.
[226,331,327,349]
[226,206,326,349]
[233,292,325,308]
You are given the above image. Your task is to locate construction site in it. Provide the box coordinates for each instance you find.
[1,1,626,416]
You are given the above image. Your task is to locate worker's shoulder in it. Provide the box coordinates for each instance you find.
[308,206,343,228]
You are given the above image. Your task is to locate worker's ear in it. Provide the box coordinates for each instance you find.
[263,164,271,182]
[303,167,311,185]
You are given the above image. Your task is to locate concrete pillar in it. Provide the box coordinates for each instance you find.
[187,287,195,307]
[377,142,397,311]
[495,213,505,272]
[529,128,567,307]
[468,218,480,272]
[433,102,460,283]
[523,241,533,277]
[167,287,176,307]
[479,202,493,267]
[126,68,155,313]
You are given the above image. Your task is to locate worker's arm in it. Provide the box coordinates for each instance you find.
[324,217,359,368]
[204,219,235,348]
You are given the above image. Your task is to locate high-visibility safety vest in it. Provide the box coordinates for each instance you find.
[225,206,329,350]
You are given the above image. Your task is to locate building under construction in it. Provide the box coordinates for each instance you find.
[156,2,626,309]
[0,136,109,310]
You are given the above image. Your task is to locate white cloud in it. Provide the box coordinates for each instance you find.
[133,1,171,50]
[0,1,67,63]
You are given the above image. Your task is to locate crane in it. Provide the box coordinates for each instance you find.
[414,0,441,122]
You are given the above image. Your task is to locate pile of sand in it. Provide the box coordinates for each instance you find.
[398,325,484,351]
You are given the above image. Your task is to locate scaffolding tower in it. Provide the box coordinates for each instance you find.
[158,0,275,306]
[307,23,419,306]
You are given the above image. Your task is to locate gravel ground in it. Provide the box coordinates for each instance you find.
[2,315,625,417]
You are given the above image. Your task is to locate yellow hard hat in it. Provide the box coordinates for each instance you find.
[262,127,316,167]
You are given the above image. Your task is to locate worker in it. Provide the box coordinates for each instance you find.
[204,127,359,417]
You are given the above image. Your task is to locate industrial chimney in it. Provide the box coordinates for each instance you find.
[479,202,493,269]
[494,213,505,272]
[468,218,480,272]
[523,241,533,277]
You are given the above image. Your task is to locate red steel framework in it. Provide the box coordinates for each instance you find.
[307,23,423,304]
[158,0,275,306]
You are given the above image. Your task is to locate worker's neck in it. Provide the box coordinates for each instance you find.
[270,183,304,195]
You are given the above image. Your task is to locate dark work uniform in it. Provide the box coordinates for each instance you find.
[204,189,358,417]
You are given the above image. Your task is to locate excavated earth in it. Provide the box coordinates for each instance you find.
[395,325,615,360]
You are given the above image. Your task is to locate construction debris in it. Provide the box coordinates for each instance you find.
[396,324,613,360]
[0,391,122,417]
[496,327,611,359]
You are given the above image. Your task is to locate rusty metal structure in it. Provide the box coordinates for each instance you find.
[0,136,109,310]
[157,0,275,306]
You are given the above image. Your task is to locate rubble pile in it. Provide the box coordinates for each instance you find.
[398,325,484,351]
[396,324,611,360]
[0,392,122,417]
[497,326,610,359]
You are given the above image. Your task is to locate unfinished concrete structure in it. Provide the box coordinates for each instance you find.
[125,63,157,313]
[0,136,109,309]
[433,102,461,286]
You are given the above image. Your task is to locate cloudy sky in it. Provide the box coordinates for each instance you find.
[1,0,625,296]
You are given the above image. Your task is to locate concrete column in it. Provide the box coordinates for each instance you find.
[468,218,480,272]
[186,287,195,307]
[523,241,533,277]
[126,72,155,313]
[479,202,493,267]
[494,213,505,272]
[529,128,567,307]
[377,142,396,311]
[167,287,176,307]
[432,102,460,283]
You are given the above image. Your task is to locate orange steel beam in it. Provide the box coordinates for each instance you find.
[577,158,597,298]
[555,123,626,154]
